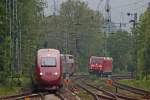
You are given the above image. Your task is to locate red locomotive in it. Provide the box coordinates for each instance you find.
[33,49,62,90]
[61,54,76,77]
[89,56,113,75]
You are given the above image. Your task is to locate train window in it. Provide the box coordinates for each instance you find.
[41,57,56,67]
[69,56,73,59]
[91,59,102,64]
[61,56,65,61]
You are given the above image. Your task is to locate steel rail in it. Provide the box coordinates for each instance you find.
[86,83,117,98]
[0,92,48,100]
[86,82,140,100]
[111,74,150,99]
[77,82,115,100]
[55,92,65,100]
[0,92,32,100]
[113,81,150,96]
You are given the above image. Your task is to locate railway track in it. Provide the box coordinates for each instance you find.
[73,75,116,100]
[86,83,138,100]
[111,75,150,99]
[0,91,55,100]
[73,74,146,100]
[0,87,77,100]
[77,82,115,100]
[56,89,78,100]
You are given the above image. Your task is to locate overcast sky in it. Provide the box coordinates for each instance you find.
[45,0,150,30]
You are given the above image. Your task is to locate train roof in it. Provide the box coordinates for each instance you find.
[37,49,60,56]
[90,56,113,60]
[61,54,73,57]
[38,49,59,53]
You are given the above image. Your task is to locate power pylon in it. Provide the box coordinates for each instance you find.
[105,0,111,34]
[6,0,22,79]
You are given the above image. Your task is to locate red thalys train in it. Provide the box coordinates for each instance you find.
[89,56,113,75]
[33,49,62,90]
[61,54,75,77]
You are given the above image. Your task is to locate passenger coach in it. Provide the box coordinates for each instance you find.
[61,54,76,77]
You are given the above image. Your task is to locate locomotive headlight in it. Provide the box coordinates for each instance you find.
[99,65,102,68]
[40,72,43,76]
[53,72,58,76]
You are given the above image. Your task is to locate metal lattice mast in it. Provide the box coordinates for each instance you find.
[103,0,111,56]
[19,19,22,75]
[105,0,111,34]
[148,2,150,9]
[6,0,13,76]
[12,0,19,74]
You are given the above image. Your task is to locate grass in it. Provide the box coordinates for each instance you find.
[0,76,31,96]
[86,76,142,98]
[75,90,94,100]
[86,75,116,92]
[0,86,21,96]
[119,79,150,91]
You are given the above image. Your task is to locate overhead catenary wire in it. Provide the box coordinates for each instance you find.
[111,1,150,32]
[96,0,104,12]
[111,0,149,10]
[131,2,149,12]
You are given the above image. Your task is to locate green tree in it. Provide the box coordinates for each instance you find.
[0,0,10,83]
[17,0,44,75]
[0,0,44,84]
[43,0,104,71]
[136,7,150,79]
[107,31,133,73]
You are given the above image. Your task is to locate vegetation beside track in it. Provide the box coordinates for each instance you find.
[0,86,21,96]
[119,79,150,91]
[84,75,143,98]
[0,76,30,96]
[86,76,115,92]
[74,90,93,100]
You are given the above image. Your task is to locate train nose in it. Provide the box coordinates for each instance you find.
[98,65,103,70]
[40,72,60,82]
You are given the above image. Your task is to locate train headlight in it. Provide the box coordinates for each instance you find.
[53,72,58,76]
[99,65,102,68]
[40,72,43,76]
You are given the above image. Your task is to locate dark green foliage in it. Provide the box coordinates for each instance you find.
[0,0,44,84]
[43,0,104,71]
[107,31,133,73]
[0,0,149,81]
[18,0,44,74]
[135,7,150,79]
[0,0,11,83]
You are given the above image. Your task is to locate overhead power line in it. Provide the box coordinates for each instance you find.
[131,2,149,11]
[111,0,148,10]
[96,0,104,11]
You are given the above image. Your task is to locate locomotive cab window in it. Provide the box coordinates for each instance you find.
[41,57,56,67]
[91,59,102,64]
[69,56,73,59]
[61,56,65,61]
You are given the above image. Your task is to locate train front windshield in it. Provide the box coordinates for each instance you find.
[91,59,103,64]
[41,57,56,67]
